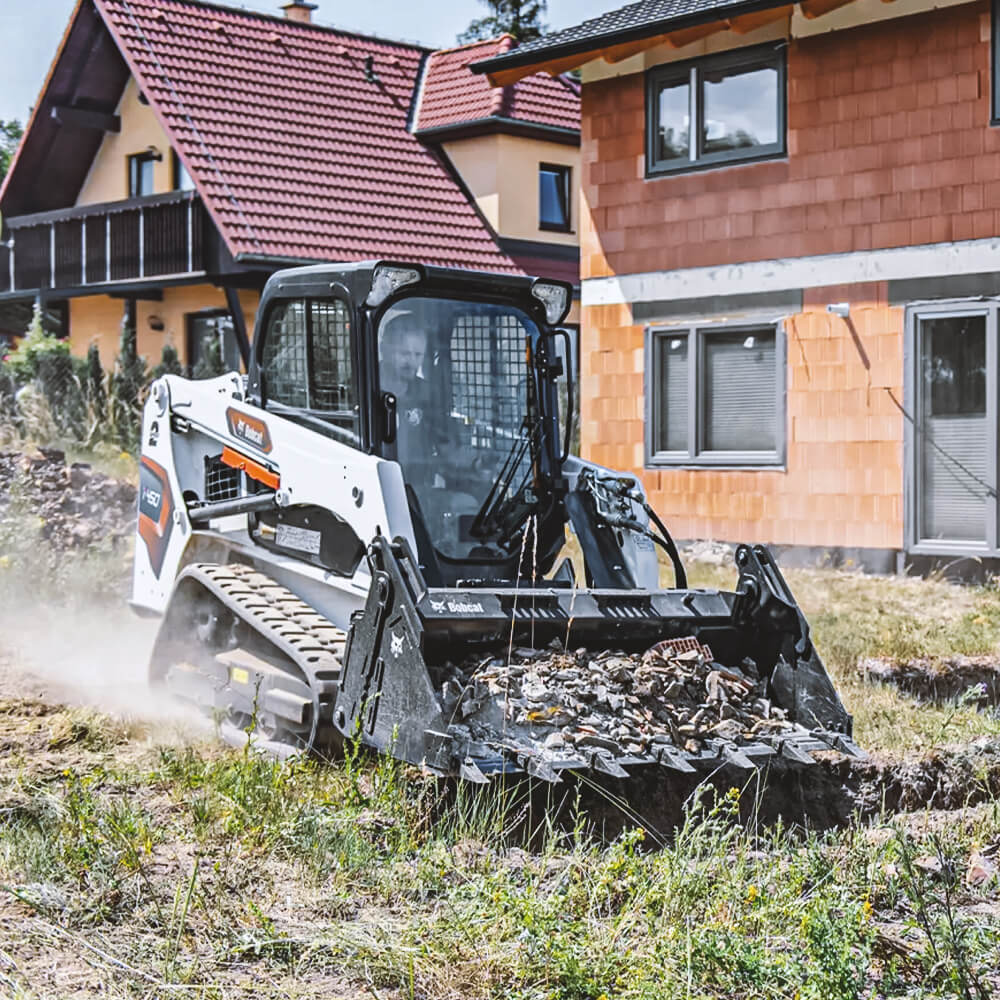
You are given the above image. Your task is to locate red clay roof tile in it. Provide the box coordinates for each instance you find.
[94,0,518,271]
[415,35,580,134]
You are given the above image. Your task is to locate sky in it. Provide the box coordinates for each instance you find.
[0,0,621,124]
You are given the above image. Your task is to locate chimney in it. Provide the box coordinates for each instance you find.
[281,1,317,23]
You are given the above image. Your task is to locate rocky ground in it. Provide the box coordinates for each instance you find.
[0,447,136,551]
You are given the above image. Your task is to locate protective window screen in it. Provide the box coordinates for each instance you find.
[451,311,530,465]
[702,330,776,452]
[310,299,354,413]
[654,333,688,452]
[261,300,308,407]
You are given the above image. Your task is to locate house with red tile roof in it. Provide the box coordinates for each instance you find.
[0,0,580,370]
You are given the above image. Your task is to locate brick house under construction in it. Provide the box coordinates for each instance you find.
[477,0,1000,571]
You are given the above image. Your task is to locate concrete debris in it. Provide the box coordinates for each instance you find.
[0,449,136,552]
[439,636,798,762]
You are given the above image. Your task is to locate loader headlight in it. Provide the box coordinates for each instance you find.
[367,264,422,307]
[531,280,571,325]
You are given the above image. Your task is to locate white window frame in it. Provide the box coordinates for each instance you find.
[644,319,786,468]
[904,299,998,555]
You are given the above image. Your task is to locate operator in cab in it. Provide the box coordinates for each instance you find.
[378,309,450,486]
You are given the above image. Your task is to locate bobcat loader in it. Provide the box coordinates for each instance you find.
[133,261,862,783]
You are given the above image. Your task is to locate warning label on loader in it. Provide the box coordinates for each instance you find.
[276,523,322,555]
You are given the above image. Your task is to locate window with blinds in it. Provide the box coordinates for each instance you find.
[647,323,782,465]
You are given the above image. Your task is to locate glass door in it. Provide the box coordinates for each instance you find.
[915,311,992,546]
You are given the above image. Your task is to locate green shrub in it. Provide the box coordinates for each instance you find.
[85,342,107,426]
[109,318,148,449]
[152,342,183,379]
[0,305,88,439]
[192,331,226,380]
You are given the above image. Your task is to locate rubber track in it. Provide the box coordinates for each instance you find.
[179,562,346,749]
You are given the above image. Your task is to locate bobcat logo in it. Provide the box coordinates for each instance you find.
[429,599,446,613]
[390,632,404,657]
[405,407,422,426]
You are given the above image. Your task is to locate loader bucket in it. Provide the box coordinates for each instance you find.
[333,537,862,783]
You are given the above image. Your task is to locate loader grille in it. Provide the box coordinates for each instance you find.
[451,312,531,477]
[311,300,353,412]
[204,454,241,502]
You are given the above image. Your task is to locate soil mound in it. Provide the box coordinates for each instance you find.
[0,448,136,551]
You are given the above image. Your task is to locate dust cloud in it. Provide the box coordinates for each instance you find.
[0,595,208,734]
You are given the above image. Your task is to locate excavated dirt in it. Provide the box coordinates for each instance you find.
[0,448,136,550]
[861,654,1000,707]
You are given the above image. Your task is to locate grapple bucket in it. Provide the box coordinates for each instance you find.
[333,536,863,782]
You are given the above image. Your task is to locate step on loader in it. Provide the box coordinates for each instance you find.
[134,261,863,787]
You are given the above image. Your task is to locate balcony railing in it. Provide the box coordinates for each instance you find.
[0,190,207,296]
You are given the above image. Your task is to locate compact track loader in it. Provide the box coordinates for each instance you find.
[133,261,863,784]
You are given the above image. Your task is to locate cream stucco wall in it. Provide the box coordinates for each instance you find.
[69,286,259,368]
[444,133,580,245]
[76,77,175,206]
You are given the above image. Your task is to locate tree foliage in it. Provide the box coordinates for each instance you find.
[110,317,148,449]
[458,0,547,43]
[0,119,24,182]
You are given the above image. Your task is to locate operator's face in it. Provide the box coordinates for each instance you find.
[386,330,425,383]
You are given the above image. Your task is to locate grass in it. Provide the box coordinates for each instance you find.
[0,455,998,995]
[0,730,997,999]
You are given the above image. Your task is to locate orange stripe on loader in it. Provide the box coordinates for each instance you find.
[221,446,280,490]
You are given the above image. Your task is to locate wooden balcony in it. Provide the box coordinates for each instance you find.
[0,191,208,298]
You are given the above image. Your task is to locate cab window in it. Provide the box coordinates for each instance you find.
[260,298,358,443]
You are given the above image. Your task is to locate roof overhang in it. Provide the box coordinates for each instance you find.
[472,0,889,85]
[0,0,130,217]
[415,117,580,147]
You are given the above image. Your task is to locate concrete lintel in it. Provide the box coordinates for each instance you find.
[584,238,1000,308]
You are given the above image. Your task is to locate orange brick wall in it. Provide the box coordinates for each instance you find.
[581,285,905,548]
[578,3,997,551]
[582,2,993,277]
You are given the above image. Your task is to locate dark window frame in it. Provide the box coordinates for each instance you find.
[644,320,785,467]
[539,162,572,233]
[127,151,158,198]
[646,43,787,177]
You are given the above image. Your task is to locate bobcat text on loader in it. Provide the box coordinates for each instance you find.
[133,261,862,783]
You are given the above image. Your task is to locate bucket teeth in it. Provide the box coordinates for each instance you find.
[591,753,629,778]
[657,747,697,773]
[778,740,816,765]
[459,758,489,784]
[721,745,756,770]
[526,757,562,783]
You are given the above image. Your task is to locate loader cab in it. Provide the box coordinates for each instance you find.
[248,261,573,587]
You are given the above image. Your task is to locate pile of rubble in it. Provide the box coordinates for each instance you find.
[440,637,797,760]
[0,449,136,551]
